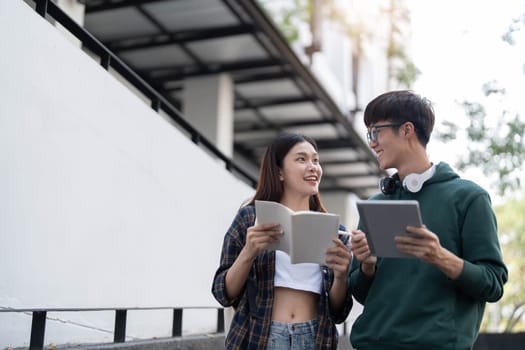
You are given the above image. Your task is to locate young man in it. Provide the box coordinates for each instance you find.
[349,90,508,350]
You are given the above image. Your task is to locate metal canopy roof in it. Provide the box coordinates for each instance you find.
[81,0,385,198]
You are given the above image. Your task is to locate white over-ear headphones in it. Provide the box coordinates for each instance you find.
[402,164,436,193]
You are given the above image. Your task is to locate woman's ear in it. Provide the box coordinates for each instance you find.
[279,169,284,181]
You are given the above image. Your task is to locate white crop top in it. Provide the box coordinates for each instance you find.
[274,250,322,294]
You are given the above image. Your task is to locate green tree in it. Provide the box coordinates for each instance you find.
[481,195,525,331]
[257,0,419,91]
[383,0,421,89]
[435,10,525,198]
[436,83,525,197]
[257,0,311,44]
[435,9,525,332]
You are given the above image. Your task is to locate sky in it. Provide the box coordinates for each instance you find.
[406,0,525,201]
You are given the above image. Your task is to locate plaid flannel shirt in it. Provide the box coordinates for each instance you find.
[212,205,353,350]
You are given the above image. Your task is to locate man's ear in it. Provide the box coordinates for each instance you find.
[404,122,414,136]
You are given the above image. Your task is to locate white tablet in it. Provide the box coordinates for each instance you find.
[356,200,423,258]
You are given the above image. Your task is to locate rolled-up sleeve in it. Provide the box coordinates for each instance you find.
[211,208,250,307]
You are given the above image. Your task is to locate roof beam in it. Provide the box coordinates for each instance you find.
[234,119,336,133]
[235,71,295,84]
[145,58,285,82]
[235,96,317,109]
[106,24,256,52]
[84,0,169,13]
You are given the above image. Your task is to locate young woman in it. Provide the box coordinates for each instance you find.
[212,133,353,350]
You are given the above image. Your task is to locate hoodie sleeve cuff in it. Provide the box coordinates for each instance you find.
[454,260,483,295]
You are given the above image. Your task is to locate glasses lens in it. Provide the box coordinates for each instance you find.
[367,123,403,142]
[367,127,377,142]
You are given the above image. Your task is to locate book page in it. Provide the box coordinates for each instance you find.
[255,200,339,264]
[255,200,292,255]
[290,213,339,264]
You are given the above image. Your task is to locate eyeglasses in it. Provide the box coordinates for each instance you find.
[366,123,402,142]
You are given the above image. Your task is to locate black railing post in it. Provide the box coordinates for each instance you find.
[217,308,225,333]
[114,309,127,343]
[151,97,161,112]
[191,133,200,144]
[35,0,49,17]
[29,311,47,350]
[100,52,111,70]
[172,308,183,337]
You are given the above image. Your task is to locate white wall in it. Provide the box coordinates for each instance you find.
[323,192,360,232]
[0,0,253,347]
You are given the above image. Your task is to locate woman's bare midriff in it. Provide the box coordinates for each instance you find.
[272,287,319,322]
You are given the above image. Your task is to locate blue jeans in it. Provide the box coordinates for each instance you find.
[266,320,317,350]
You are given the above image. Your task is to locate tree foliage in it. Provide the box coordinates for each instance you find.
[481,194,525,331]
[257,0,311,44]
[383,0,421,89]
[435,8,525,332]
[456,81,525,195]
[257,0,419,89]
[434,11,525,197]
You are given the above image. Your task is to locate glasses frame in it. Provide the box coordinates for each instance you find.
[366,123,402,142]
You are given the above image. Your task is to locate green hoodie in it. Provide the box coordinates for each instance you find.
[349,162,508,350]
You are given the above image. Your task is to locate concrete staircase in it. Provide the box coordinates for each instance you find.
[40,334,355,350]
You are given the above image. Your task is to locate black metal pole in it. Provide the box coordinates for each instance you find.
[29,311,47,350]
[114,309,127,343]
[35,0,49,17]
[172,308,182,337]
[151,97,161,112]
[100,52,111,70]
[217,308,225,333]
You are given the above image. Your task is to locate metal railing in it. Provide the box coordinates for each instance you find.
[0,306,224,350]
[31,0,257,189]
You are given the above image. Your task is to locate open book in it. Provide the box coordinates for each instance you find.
[254,200,340,264]
[356,200,423,258]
